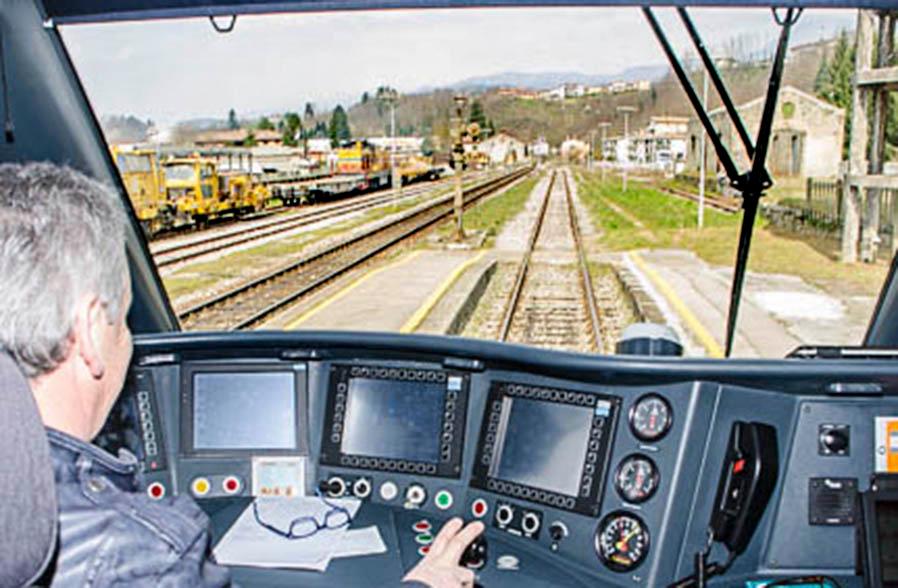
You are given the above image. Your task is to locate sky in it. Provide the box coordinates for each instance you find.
[60,7,857,127]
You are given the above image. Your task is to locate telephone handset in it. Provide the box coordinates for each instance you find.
[669,421,779,588]
[709,420,779,555]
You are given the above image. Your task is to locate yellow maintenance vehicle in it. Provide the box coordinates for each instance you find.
[161,156,270,226]
[111,146,165,234]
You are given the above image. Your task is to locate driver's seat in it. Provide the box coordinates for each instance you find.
[0,351,58,586]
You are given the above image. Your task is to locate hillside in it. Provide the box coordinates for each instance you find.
[342,37,837,147]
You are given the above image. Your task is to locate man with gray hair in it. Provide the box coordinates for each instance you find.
[0,162,482,587]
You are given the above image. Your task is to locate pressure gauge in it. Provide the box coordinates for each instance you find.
[614,454,659,504]
[595,511,650,572]
[629,394,672,442]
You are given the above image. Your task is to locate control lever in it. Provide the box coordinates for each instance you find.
[460,533,488,570]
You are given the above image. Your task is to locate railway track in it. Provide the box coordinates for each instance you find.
[151,179,456,268]
[499,168,602,352]
[179,166,532,331]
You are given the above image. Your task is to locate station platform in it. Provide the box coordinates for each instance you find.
[625,249,871,358]
[283,249,489,333]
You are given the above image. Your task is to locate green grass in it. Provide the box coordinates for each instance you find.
[436,174,541,245]
[576,170,888,296]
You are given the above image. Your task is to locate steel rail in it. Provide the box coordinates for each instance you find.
[498,171,556,341]
[562,171,602,352]
[179,166,532,330]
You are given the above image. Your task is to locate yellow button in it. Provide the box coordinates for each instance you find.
[192,477,210,496]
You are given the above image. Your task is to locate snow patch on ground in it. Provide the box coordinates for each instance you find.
[752,291,844,320]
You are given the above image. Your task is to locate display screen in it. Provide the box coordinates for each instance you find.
[877,500,898,585]
[490,398,593,497]
[192,371,297,450]
[340,378,445,463]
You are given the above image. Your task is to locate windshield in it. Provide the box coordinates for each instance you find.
[116,153,153,173]
[164,164,197,182]
[62,7,892,358]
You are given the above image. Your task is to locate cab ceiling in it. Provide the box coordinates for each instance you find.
[41,0,895,25]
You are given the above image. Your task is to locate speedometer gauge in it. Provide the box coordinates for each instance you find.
[629,394,672,442]
[614,454,659,503]
[595,512,650,572]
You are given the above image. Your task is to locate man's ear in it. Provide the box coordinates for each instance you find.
[73,295,106,380]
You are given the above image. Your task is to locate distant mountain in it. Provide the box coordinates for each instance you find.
[433,65,669,92]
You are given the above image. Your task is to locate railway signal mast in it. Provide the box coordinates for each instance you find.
[378,87,401,195]
[452,94,469,241]
[597,121,611,182]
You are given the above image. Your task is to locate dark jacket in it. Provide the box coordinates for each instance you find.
[46,429,432,588]
[46,428,231,587]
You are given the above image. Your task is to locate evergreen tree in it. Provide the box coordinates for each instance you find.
[328,105,351,146]
[361,91,370,104]
[304,102,315,120]
[282,112,302,147]
[314,121,328,138]
[227,108,239,130]
[468,100,487,129]
[256,116,275,131]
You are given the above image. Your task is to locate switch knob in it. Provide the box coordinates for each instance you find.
[821,428,849,454]
[495,503,514,526]
[549,521,568,542]
[318,476,346,497]
[406,484,427,506]
[521,511,541,535]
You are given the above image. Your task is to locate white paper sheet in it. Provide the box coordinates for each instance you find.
[331,526,388,559]
[213,497,362,571]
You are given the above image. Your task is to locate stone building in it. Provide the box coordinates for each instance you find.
[477,132,528,165]
[686,86,844,178]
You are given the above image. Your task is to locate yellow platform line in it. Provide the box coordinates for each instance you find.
[628,252,724,358]
[287,250,423,330]
[400,251,488,334]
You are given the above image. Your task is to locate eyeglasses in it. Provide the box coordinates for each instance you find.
[252,495,352,540]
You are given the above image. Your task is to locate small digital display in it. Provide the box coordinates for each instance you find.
[340,378,445,463]
[877,500,898,585]
[490,397,593,497]
[193,372,297,451]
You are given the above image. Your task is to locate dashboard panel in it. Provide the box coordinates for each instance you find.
[96,331,898,587]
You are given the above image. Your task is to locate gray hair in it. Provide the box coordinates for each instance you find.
[0,163,128,377]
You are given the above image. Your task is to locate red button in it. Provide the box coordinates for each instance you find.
[733,459,746,474]
[413,520,432,533]
[223,477,240,494]
[417,545,431,557]
[471,499,488,518]
[147,482,165,500]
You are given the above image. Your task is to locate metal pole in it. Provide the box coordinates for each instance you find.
[390,100,399,193]
[599,123,610,183]
[698,68,708,229]
[623,111,630,192]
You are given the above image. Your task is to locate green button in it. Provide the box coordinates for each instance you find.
[415,533,434,545]
[435,490,453,510]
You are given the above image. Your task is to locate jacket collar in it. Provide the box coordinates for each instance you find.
[46,427,138,479]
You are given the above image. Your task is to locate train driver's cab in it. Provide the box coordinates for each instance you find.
[4,0,898,587]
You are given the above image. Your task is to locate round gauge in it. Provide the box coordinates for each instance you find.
[595,511,650,572]
[629,394,673,442]
[614,454,660,504]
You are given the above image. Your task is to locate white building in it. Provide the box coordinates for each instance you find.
[531,137,550,159]
[477,132,528,166]
[366,136,424,157]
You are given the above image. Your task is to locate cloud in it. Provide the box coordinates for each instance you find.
[60,7,855,125]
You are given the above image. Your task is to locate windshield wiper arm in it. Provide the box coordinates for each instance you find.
[644,7,801,357]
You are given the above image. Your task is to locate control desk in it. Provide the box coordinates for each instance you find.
[97,331,898,587]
